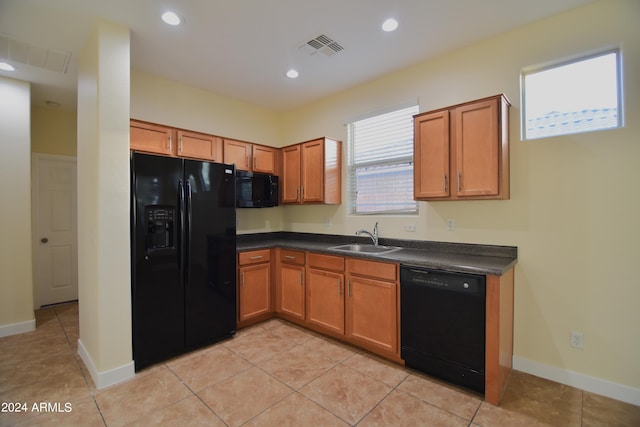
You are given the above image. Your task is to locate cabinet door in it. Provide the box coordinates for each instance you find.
[453,98,500,197]
[238,263,271,321]
[177,130,222,162]
[306,268,344,335]
[282,144,301,203]
[301,139,324,203]
[130,121,175,156]
[224,139,252,171]
[279,264,305,319]
[346,275,398,355]
[253,145,276,174]
[414,111,450,199]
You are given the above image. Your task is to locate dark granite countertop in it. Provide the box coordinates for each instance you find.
[237,232,517,276]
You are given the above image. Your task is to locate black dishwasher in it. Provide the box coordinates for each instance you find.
[400,265,486,393]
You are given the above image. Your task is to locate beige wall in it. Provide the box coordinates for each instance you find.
[0,77,34,334]
[31,106,77,156]
[280,0,640,394]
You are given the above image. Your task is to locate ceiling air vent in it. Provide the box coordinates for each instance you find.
[299,34,344,57]
[0,34,71,74]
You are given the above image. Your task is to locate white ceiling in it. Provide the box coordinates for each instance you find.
[0,0,596,112]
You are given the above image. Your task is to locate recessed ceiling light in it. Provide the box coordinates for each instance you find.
[286,69,299,79]
[382,18,399,32]
[0,62,15,71]
[161,11,182,26]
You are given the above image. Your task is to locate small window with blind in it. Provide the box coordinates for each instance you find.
[347,104,419,215]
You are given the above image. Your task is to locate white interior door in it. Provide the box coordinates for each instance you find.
[33,155,78,308]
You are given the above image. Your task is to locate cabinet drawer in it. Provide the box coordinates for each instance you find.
[280,249,305,265]
[347,258,397,281]
[308,253,344,272]
[238,249,271,265]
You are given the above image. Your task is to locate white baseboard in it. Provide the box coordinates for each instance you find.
[0,319,36,337]
[513,356,640,406]
[77,338,135,389]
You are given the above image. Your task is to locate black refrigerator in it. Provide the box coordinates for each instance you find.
[131,152,236,371]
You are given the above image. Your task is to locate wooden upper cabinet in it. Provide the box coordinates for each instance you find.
[414,94,510,200]
[282,145,302,203]
[414,111,450,199]
[301,139,324,203]
[130,120,175,156]
[453,98,502,197]
[223,139,252,171]
[282,137,342,205]
[253,145,276,174]
[177,130,222,162]
[223,139,276,174]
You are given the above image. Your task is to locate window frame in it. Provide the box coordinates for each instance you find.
[347,103,419,215]
[520,48,623,141]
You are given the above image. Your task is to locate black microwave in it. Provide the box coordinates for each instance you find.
[235,171,279,208]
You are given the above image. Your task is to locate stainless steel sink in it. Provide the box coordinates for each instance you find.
[329,243,401,254]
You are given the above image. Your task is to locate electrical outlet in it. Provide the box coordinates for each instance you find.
[570,331,584,349]
[404,223,416,232]
[323,217,332,226]
[447,219,456,231]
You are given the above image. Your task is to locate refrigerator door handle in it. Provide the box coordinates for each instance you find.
[178,179,186,288]
[185,180,193,285]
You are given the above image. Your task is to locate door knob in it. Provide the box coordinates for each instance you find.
[41,237,48,243]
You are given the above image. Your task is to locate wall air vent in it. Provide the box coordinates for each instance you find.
[0,34,71,74]
[299,34,344,57]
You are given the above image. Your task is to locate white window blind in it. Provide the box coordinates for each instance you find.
[348,105,419,214]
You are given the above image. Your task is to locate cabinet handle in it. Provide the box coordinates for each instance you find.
[443,174,447,192]
[168,134,172,150]
[457,172,461,192]
[250,255,264,260]
[299,271,303,285]
[246,155,250,168]
[241,271,245,287]
[179,135,183,152]
[284,255,296,259]
[348,280,351,297]
[301,186,304,200]
[295,187,299,200]
[253,157,257,170]
[338,278,341,295]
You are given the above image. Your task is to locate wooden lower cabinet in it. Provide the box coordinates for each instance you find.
[307,268,345,335]
[276,249,305,320]
[306,253,345,335]
[238,249,272,326]
[346,259,399,358]
[346,275,398,355]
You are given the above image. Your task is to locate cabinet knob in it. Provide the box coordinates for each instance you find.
[41,237,49,243]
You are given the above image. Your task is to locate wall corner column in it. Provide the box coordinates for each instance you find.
[77,19,133,388]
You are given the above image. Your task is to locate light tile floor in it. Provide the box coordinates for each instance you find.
[1,301,639,426]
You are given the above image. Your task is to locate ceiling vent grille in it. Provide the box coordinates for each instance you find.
[299,34,344,57]
[0,34,71,74]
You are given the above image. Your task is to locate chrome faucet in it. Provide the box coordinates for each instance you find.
[356,222,379,247]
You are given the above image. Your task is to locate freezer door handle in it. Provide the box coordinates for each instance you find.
[185,180,193,284]
[178,180,186,288]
